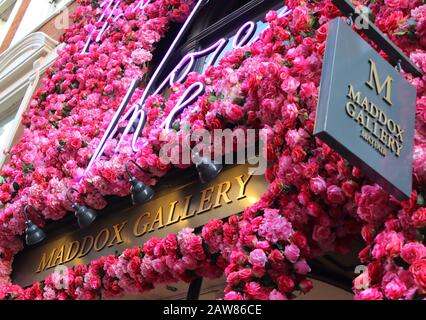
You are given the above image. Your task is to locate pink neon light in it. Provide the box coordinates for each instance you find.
[114,104,147,153]
[152,38,227,96]
[81,0,151,54]
[137,0,206,106]
[161,82,205,132]
[84,4,293,173]
[83,78,139,176]
[86,0,206,165]
[233,21,256,49]
[96,0,121,42]
[131,109,147,152]
[133,0,151,12]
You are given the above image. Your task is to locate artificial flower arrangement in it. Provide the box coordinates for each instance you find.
[0,0,425,300]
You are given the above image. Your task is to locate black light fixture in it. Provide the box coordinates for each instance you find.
[23,205,46,246]
[66,188,97,229]
[187,134,222,184]
[125,160,155,205]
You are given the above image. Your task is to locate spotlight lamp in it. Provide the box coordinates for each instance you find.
[23,205,46,246]
[66,188,97,229]
[125,160,155,205]
[189,140,222,184]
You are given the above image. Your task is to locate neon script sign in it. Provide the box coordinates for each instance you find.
[82,0,152,54]
[84,1,292,174]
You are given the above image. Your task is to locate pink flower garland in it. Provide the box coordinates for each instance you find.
[0,0,425,300]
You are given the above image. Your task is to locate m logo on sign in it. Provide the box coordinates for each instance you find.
[366,59,393,106]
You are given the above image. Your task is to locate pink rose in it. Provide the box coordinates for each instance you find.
[310,176,327,195]
[258,209,293,243]
[372,231,404,259]
[131,48,152,65]
[284,244,300,264]
[281,76,300,93]
[224,291,244,300]
[401,243,426,264]
[353,270,370,291]
[410,259,426,292]
[412,208,426,229]
[244,282,268,300]
[269,289,287,300]
[69,137,82,150]
[294,259,311,275]
[355,288,383,300]
[384,0,410,9]
[226,104,244,121]
[249,249,268,267]
[384,277,407,300]
[357,185,393,224]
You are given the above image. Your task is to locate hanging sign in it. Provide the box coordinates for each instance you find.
[314,18,417,200]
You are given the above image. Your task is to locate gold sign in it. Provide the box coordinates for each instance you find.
[12,164,268,287]
[345,59,403,158]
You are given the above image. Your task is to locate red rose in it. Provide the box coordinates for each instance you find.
[0,191,11,203]
[401,243,426,265]
[412,208,426,229]
[226,104,244,122]
[327,185,346,204]
[291,145,306,163]
[361,225,375,244]
[292,231,308,249]
[299,279,314,294]
[128,256,141,276]
[209,118,222,129]
[69,137,82,150]
[303,163,318,179]
[368,261,384,285]
[307,202,323,218]
[101,168,116,182]
[227,272,240,286]
[409,259,426,292]
[342,180,358,197]
[277,275,295,293]
[316,24,328,42]
[312,225,331,242]
[238,269,253,282]
[358,246,371,264]
[269,249,285,264]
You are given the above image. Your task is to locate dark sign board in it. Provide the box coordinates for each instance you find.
[315,18,417,200]
[12,164,268,288]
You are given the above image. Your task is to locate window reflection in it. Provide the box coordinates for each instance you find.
[0,110,17,154]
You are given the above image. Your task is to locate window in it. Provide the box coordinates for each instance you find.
[0,0,17,43]
[0,96,22,158]
[11,0,72,46]
[47,0,70,16]
[0,31,58,168]
[150,0,284,91]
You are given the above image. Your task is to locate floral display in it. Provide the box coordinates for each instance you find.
[0,0,425,300]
